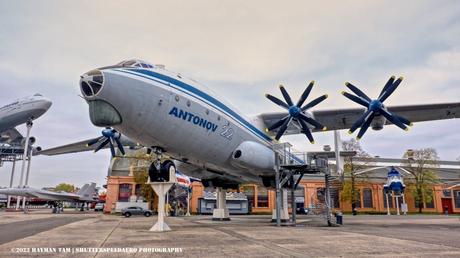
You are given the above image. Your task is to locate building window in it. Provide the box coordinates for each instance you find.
[425,190,435,209]
[257,187,269,208]
[454,191,460,208]
[443,189,452,198]
[118,184,132,202]
[383,189,393,208]
[355,190,361,208]
[241,185,255,209]
[363,188,373,208]
[135,184,142,198]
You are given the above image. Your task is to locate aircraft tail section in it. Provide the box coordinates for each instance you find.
[76,184,89,195]
[77,183,97,201]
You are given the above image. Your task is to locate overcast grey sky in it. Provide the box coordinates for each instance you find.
[0,0,459,188]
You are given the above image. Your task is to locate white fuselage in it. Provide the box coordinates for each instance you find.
[82,67,286,183]
[0,95,52,133]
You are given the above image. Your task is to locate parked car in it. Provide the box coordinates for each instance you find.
[121,206,153,217]
[94,203,105,212]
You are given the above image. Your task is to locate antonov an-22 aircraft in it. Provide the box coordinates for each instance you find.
[40,59,460,188]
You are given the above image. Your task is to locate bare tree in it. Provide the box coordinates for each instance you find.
[340,139,371,214]
[129,149,157,210]
[402,148,439,213]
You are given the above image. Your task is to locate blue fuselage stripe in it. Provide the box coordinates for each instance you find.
[112,68,304,164]
[114,68,272,142]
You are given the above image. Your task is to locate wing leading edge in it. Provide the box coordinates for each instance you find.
[37,135,138,156]
[260,102,460,135]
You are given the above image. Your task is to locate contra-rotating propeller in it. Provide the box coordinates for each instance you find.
[87,127,125,157]
[265,81,328,143]
[341,76,413,140]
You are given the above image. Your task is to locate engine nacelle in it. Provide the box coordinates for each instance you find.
[21,136,36,146]
[231,141,274,171]
[371,115,386,131]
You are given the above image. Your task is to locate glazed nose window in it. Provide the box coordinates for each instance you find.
[80,69,104,97]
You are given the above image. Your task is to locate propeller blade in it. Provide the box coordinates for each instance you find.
[268,116,290,131]
[94,139,110,153]
[345,82,371,102]
[356,113,375,140]
[380,109,408,131]
[378,77,403,103]
[108,141,116,157]
[341,91,369,107]
[378,76,395,99]
[87,137,102,147]
[394,114,412,126]
[297,118,315,143]
[296,81,314,108]
[275,117,292,140]
[265,94,289,110]
[114,137,126,155]
[279,85,294,106]
[349,109,373,134]
[301,94,328,111]
[299,113,326,130]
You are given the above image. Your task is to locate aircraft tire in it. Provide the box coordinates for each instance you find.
[160,160,175,182]
[148,162,161,182]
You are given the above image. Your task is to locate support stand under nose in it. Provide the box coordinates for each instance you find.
[149,182,175,232]
[149,158,177,232]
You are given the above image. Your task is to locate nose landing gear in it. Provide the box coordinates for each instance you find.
[147,147,176,183]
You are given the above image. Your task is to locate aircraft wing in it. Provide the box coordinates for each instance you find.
[0,188,40,198]
[0,128,23,145]
[0,187,80,201]
[260,102,460,135]
[37,137,101,155]
[37,135,138,156]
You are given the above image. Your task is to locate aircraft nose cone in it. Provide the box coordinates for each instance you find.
[43,98,53,110]
[80,69,104,98]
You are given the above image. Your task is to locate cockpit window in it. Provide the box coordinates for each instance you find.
[123,60,137,66]
[117,59,154,69]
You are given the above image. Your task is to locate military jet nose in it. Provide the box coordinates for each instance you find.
[80,69,104,98]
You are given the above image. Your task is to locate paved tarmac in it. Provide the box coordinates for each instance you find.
[0,216,88,245]
[0,211,459,257]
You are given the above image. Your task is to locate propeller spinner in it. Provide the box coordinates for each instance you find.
[265,81,328,143]
[87,127,125,157]
[341,76,413,140]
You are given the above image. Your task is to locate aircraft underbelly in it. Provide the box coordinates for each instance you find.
[0,108,45,133]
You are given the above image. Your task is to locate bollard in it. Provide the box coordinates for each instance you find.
[335,211,343,225]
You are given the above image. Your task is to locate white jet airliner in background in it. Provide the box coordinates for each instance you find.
[39,59,460,188]
[0,94,52,149]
